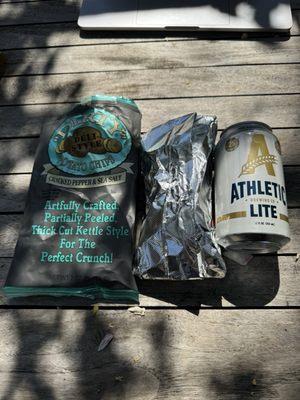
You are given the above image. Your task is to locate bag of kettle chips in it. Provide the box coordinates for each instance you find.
[4,95,141,303]
[135,113,225,280]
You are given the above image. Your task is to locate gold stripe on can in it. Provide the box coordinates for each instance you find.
[279,213,289,222]
[217,211,247,223]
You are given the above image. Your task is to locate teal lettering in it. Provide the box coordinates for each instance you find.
[59,238,76,249]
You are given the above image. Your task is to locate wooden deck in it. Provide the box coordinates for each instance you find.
[0,1,299,399]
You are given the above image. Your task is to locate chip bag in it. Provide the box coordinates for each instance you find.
[4,95,141,303]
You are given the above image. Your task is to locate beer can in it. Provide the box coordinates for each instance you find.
[214,121,290,253]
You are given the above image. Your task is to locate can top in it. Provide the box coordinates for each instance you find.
[219,121,272,143]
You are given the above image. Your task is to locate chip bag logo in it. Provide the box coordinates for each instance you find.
[56,126,122,158]
[239,133,277,177]
[48,110,132,176]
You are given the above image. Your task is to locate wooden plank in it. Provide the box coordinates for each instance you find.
[0,128,299,174]
[0,175,31,212]
[0,0,298,30]
[0,166,298,214]
[6,0,62,2]
[283,209,300,253]
[0,255,299,307]
[0,12,298,52]
[3,37,300,76]
[292,10,300,33]
[1,0,45,3]
[0,209,298,258]
[292,0,300,9]
[139,95,300,133]
[0,139,38,174]
[0,95,299,139]
[3,0,297,7]
[285,166,300,206]
[220,255,300,307]
[0,0,78,27]
[3,0,298,8]
[0,22,82,51]
[0,22,178,51]
[0,309,299,400]
[1,64,299,106]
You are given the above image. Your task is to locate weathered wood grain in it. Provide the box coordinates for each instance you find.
[285,167,300,206]
[3,37,300,76]
[0,2,298,398]
[0,166,298,214]
[0,138,38,174]
[3,0,297,7]
[0,209,298,258]
[0,309,299,399]
[0,128,299,174]
[1,0,298,33]
[1,64,299,106]
[0,11,298,52]
[0,175,31,212]
[137,95,300,132]
[292,9,300,34]
[0,0,79,26]
[0,95,299,139]
[0,255,299,307]
[0,22,178,51]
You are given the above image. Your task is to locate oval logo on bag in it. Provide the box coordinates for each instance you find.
[48,109,132,176]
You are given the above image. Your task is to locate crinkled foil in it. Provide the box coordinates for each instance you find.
[135,113,226,279]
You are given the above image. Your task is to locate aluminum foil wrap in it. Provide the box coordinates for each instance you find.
[135,113,226,279]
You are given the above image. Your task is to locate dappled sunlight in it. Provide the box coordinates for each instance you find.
[0,139,36,172]
[0,175,30,212]
[0,215,20,257]
[0,1,299,399]
[0,308,299,398]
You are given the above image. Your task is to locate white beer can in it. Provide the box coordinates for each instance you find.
[214,121,290,253]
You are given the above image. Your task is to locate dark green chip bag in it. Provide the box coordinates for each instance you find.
[4,95,141,303]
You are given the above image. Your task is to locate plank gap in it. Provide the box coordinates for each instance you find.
[1,93,300,109]
[3,61,300,79]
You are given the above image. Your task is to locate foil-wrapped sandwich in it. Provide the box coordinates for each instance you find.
[135,113,225,279]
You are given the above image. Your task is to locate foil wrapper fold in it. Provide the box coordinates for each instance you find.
[135,113,225,279]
